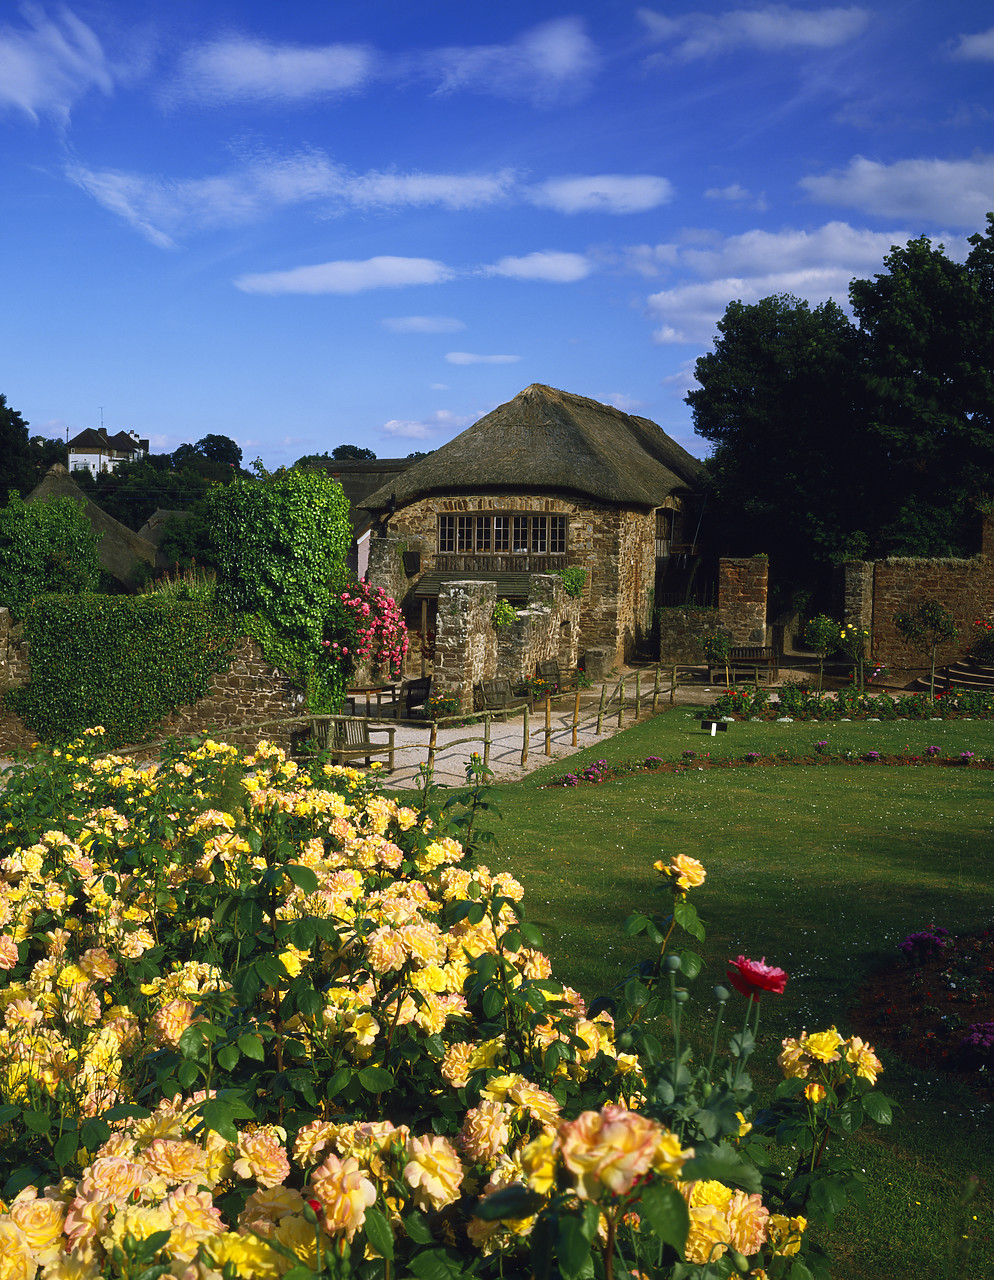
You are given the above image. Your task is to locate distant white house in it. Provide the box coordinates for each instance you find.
[68,428,149,476]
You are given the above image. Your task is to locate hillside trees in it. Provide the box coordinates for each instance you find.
[688,215,994,596]
[0,395,35,497]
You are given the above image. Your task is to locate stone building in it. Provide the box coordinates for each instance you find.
[362,384,706,668]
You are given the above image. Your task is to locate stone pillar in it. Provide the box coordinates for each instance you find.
[843,561,874,636]
[434,580,498,713]
[982,513,994,560]
[718,557,768,645]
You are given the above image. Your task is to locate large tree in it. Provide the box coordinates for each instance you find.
[0,395,35,497]
[687,215,994,596]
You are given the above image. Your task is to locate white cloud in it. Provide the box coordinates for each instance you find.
[951,27,994,61]
[428,18,597,104]
[382,315,465,334]
[800,155,994,228]
[445,352,521,365]
[705,183,768,210]
[382,409,473,439]
[0,7,113,121]
[171,36,374,103]
[486,251,592,282]
[603,393,647,412]
[431,383,450,391]
[614,242,682,278]
[637,5,869,60]
[643,221,934,345]
[530,175,672,214]
[235,257,453,295]
[66,154,517,243]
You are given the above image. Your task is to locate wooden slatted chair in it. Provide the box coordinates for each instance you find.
[329,717,396,771]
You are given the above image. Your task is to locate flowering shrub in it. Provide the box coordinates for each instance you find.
[970,618,994,664]
[706,686,994,722]
[328,580,408,678]
[900,928,950,960]
[0,733,892,1279]
[426,692,461,718]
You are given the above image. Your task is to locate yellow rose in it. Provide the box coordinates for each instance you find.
[801,1027,843,1063]
[8,1191,67,1264]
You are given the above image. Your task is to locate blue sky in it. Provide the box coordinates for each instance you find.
[2,1,993,467]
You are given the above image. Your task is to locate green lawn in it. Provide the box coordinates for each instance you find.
[391,707,994,1279]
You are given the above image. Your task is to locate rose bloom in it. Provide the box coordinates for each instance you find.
[725,1190,769,1256]
[844,1036,883,1084]
[232,1127,291,1189]
[726,956,788,1001]
[459,1101,512,1166]
[0,1221,36,1280]
[804,1083,827,1104]
[768,1213,807,1257]
[8,1189,67,1264]
[778,1037,809,1079]
[657,854,707,892]
[77,1155,149,1203]
[151,999,199,1049]
[202,1231,284,1280]
[0,935,18,970]
[403,1135,464,1211]
[310,1154,377,1241]
[559,1105,675,1200]
[79,948,117,982]
[240,1186,306,1231]
[161,1184,225,1259]
[141,1139,211,1186]
[801,1027,843,1063]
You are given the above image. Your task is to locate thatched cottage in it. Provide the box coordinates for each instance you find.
[361,384,706,667]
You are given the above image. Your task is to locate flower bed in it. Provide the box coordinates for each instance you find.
[852,928,994,1098]
[706,684,994,722]
[0,733,893,1278]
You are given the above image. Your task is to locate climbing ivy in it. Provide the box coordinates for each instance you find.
[0,492,102,619]
[205,468,352,707]
[7,595,237,746]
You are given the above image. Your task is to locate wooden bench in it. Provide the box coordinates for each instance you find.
[709,646,779,685]
[327,717,396,771]
[475,677,532,716]
[536,658,580,695]
[401,676,432,717]
[347,683,402,719]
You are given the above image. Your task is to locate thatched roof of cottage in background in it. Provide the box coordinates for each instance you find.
[136,508,192,550]
[26,465,158,589]
[362,384,706,514]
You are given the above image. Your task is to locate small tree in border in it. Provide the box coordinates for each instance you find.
[697,625,732,686]
[804,614,838,690]
[894,599,958,702]
[837,622,870,691]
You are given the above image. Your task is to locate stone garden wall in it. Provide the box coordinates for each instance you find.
[718,557,769,645]
[656,607,721,662]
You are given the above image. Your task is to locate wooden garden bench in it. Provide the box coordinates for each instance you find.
[475,678,532,716]
[536,658,580,694]
[401,676,432,717]
[329,717,396,771]
[709,646,778,684]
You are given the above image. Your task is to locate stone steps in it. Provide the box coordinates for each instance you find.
[911,659,994,693]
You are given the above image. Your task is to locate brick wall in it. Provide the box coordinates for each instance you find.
[718,557,768,645]
[844,556,994,669]
[366,492,655,667]
[657,607,720,662]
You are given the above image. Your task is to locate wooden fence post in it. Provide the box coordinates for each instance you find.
[671,664,677,705]
[596,684,607,735]
[483,715,492,771]
[652,665,660,714]
[545,693,552,755]
[617,677,625,729]
[572,688,581,746]
[521,704,529,768]
[635,671,641,720]
[428,722,438,771]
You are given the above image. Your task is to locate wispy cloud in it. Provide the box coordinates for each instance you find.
[529,174,672,214]
[705,183,768,210]
[235,257,453,295]
[644,221,928,344]
[0,6,114,122]
[445,352,520,365]
[950,26,994,61]
[427,18,597,105]
[800,155,994,227]
[382,315,466,334]
[637,5,869,60]
[170,36,375,104]
[382,409,474,439]
[486,251,592,282]
[66,152,661,245]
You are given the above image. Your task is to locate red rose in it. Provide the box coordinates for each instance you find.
[727,955,788,1000]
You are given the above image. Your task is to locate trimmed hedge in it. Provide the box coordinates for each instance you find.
[6,594,237,745]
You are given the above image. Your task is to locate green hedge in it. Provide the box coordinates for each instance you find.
[6,594,237,746]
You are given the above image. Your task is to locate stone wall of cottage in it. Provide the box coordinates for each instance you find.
[0,629,307,755]
[433,581,499,714]
[718,557,769,645]
[656,607,721,662]
[843,555,994,669]
[495,575,582,684]
[366,492,655,667]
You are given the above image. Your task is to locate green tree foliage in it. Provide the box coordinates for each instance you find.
[332,443,376,460]
[0,395,35,497]
[894,599,958,700]
[204,468,352,705]
[171,434,243,471]
[688,214,994,594]
[28,435,68,474]
[0,493,102,619]
[74,455,216,531]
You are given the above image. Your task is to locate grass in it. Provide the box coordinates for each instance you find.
[390,706,994,1279]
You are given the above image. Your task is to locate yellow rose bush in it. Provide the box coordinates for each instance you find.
[0,735,892,1279]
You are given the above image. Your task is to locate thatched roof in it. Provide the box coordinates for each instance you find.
[26,466,158,589]
[362,384,705,513]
